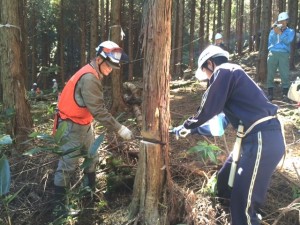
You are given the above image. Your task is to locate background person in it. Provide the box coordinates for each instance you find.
[214,33,227,50]
[52,78,58,93]
[172,45,285,225]
[53,40,133,215]
[266,12,295,102]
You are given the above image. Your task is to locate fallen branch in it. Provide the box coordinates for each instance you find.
[272,197,300,225]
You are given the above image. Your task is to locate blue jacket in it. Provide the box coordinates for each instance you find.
[268,27,295,53]
[184,63,278,132]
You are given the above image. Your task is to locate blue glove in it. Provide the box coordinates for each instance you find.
[171,125,191,139]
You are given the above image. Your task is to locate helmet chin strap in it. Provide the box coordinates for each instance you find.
[204,60,215,74]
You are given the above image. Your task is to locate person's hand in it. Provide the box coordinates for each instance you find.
[274,26,282,34]
[118,125,133,140]
[171,125,191,139]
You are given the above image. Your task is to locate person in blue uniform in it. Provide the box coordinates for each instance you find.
[173,45,285,225]
[266,12,295,102]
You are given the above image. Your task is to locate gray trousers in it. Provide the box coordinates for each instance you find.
[54,120,99,187]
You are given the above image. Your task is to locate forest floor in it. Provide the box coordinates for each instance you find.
[1,51,300,225]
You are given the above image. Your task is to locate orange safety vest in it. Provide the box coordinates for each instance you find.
[58,64,100,125]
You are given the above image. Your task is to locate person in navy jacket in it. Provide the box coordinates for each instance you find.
[173,45,285,225]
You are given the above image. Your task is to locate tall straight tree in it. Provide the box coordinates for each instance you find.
[128,0,134,80]
[110,0,127,113]
[128,0,172,224]
[58,0,65,84]
[199,0,206,51]
[256,0,272,82]
[79,0,87,67]
[90,0,99,60]
[188,0,196,71]
[248,0,255,51]
[236,0,244,55]
[224,0,231,51]
[254,0,262,51]
[0,0,33,147]
[288,0,298,70]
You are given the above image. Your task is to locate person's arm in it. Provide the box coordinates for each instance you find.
[268,29,279,46]
[280,28,295,45]
[190,113,230,136]
[79,74,122,132]
[183,67,234,129]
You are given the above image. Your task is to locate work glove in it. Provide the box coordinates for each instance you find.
[171,125,191,139]
[118,125,133,140]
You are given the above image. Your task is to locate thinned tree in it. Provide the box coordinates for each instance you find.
[256,0,272,82]
[199,0,206,52]
[128,0,172,224]
[58,0,65,84]
[254,0,262,51]
[110,0,128,113]
[90,0,98,61]
[224,0,231,51]
[0,0,33,147]
[288,0,298,70]
[236,0,244,55]
[188,0,196,71]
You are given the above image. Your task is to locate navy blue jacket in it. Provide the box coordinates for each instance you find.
[184,63,278,131]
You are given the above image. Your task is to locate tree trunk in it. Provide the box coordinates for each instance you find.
[110,0,127,114]
[188,0,196,71]
[79,0,87,67]
[205,1,210,45]
[224,0,231,52]
[256,0,272,82]
[90,0,98,60]
[128,0,172,224]
[199,0,206,52]
[128,0,134,81]
[58,0,65,84]
[288,0,297,70]
[100,0,105,41]
[248,0,255,52]
[236,0,244,55]
[254,0,262,51]
[0,0,33,148]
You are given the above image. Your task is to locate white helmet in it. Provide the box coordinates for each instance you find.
[215,33,223,40]
[195,45,229,80]
[95,40,129,69]
[33,83,37,86]
[52,79,56,82]
[278,12,289,21]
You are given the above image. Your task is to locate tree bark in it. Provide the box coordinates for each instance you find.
[58,0,65,84]
[199,0,206,52]
[188,0,196,71]
[0,0,33,148]
[79,0,87,67]
[128,0,134,81]
[128,0,172,224]
[256,0,272,82]
[224,0,231,52]
[110,0,127,114]
[288,0,297,70]
[90,0,98,60]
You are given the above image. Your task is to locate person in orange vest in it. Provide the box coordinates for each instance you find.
[53,40,133,215]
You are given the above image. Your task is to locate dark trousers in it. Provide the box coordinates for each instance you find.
[217,127,285,225]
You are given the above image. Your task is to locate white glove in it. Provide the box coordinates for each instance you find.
[118,125,133,140]
[172,125,191,139]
